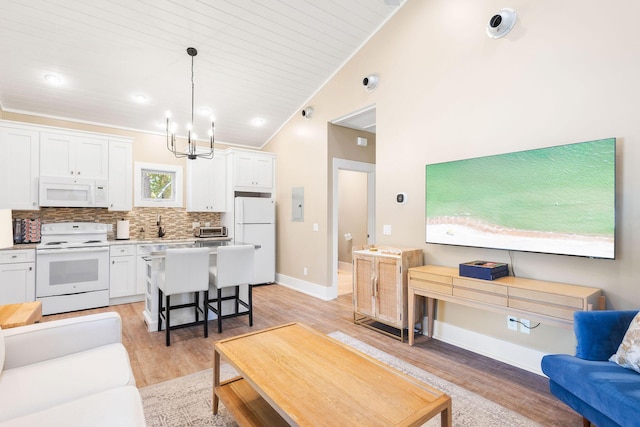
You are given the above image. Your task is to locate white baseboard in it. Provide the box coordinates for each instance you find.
[272,277,545,375]
[431,319,546,376]
[275,273,336,301]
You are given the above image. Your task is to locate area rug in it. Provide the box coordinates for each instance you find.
[140,332,542,426]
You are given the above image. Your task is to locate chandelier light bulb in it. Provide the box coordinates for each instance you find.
[187,123,192,131]
[208,129,213,137]
[165,111,172,119]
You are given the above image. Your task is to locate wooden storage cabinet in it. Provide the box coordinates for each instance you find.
[407,265,604,345]
[352,247,422,340]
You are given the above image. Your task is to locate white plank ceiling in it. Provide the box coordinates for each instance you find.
[0,0,401,148]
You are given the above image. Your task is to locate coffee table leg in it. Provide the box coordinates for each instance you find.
[441,399,452,427]
[213,349,220,414]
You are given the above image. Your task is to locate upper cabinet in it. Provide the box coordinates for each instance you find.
[108,139,133,211]
[231,150,275,193]
[0,126,40,210]
[40,132,108,180]
[186,150,226,212]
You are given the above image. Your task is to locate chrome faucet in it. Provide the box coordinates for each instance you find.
[157,214,166,238]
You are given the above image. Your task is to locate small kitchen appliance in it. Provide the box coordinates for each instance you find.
[194,226,227,238]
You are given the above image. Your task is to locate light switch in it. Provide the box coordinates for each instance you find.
[313,223,319,232]
[383,224,392,235]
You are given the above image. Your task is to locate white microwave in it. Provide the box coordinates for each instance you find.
[39,176,109,208]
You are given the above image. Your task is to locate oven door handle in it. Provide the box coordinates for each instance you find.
[38,247,109,255]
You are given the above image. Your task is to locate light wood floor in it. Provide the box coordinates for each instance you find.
[46,284,582,426]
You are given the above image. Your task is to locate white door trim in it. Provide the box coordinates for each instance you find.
[331,158,375,298]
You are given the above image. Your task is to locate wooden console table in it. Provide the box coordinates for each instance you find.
[213,323,451,426]
[407,265,604,346]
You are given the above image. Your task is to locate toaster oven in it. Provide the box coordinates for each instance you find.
[195,226,227,238]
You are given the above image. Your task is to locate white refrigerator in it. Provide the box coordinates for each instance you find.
[234,197,275,284]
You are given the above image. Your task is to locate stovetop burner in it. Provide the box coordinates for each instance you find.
[37,222,109,250]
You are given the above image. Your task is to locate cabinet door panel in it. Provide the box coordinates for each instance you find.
[40,133,74,177]
[110,256,137,298]
[0,127,39,210]
[375,257,401,323]
[0,263,35,304]
[254,156,273,188]
[108,140,132,211]
[354,256,375,317]
[76,138,108,179]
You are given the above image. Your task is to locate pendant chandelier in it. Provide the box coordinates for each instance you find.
[166,47,214,160]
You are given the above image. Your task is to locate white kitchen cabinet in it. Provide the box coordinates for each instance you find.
[109,245,138,300]
[0,126,40,210]
[186,151,226,212]
[232,150,274,192]
[40,132,108,180]
[0,249,36,304]
[108,139,133,211]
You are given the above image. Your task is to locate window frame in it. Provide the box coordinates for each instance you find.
[134,162,183,208]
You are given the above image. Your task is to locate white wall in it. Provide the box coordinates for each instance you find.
[267,0,640,357]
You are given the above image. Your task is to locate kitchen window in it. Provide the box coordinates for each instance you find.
[134,162,183,207]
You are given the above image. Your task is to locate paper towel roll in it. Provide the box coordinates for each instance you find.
[116,219,130,240]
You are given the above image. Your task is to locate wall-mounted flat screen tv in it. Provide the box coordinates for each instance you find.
[425,138,616,259]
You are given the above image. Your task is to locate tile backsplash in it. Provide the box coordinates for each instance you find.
[11,207,222,240]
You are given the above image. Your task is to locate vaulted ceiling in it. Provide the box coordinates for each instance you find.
[0,1,401,148]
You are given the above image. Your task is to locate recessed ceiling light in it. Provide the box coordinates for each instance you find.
[133,94,147,103]
[198,107,212,116]
[252,117,266,126]
[45,74,63,85]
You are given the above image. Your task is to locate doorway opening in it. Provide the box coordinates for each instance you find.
[331,159,375,297]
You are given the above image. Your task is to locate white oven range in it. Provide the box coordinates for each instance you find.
[36,222,109,315]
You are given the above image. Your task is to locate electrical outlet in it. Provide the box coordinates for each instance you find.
[192,222,200,229]
[520,318,531,334]
[303,267,308,276]
[507,315,518,331]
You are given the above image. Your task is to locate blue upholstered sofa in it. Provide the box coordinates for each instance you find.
[541,310,640,427]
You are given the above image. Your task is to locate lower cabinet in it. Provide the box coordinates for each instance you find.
[352,247,422,340]
[0,249,36,304]
[109,245,139,301]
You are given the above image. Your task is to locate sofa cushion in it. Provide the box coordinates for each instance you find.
[0,343,135,422]
[542,354,640,427]
[610,311,640,373]
[0,386,145,427]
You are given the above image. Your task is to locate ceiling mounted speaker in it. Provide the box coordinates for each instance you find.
[486,8,517,39]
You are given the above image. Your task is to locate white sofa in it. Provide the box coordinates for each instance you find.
[0,312,146,426]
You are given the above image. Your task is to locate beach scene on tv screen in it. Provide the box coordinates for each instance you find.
[425,138,616,259]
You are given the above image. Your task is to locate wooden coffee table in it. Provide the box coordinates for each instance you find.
[0,301,42,329]
[213,323,451,426]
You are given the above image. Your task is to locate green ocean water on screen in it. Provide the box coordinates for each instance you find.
[425,138,615,236]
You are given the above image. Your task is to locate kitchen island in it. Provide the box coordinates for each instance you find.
[138,240,260,332]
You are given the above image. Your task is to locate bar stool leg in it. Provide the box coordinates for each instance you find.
[166,294,171,346]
